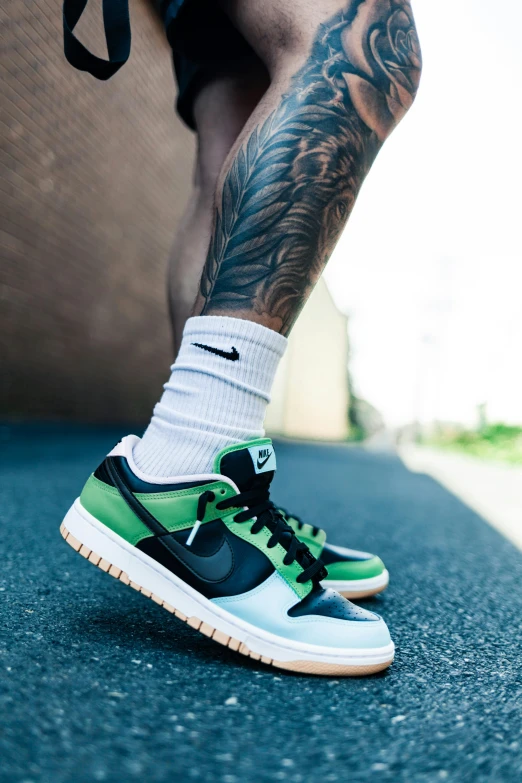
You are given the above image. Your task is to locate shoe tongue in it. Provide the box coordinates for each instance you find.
[215,439,277,491]
[215,439,324,583]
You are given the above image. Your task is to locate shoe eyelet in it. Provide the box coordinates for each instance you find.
[220,489,226,495]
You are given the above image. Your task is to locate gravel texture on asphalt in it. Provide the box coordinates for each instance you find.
[1,425,521,783]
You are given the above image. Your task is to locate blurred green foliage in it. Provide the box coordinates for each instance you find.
[425,423,522,465]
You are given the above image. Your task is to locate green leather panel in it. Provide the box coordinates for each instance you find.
[324,555,385,581]
[80,476,150,546]
[137,482,238,531]
[222,512,313,600]
[79,475,239,546]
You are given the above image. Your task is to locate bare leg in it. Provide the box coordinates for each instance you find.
[168,64,269,355]
[193,0,422,334]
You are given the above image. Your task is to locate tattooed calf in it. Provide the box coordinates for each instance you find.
[199,0,421,333]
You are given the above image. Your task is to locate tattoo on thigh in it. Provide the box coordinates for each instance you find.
[198,0,421,333]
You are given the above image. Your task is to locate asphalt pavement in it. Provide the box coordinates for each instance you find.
[1,425,521,783]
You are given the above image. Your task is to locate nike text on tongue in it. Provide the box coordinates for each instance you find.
[248,445,277,475]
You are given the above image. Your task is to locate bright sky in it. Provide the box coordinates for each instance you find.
[325,0,522,427]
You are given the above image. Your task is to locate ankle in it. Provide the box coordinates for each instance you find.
[133,316,287,477]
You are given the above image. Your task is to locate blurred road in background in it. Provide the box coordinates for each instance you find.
[400,445,522,551]
[1,426,521,783]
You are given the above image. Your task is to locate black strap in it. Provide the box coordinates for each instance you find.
[105,458,169,537]
[63,0,131,80]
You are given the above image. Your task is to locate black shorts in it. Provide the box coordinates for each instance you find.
[163,0,257,130]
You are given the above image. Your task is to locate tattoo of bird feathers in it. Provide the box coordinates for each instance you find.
[199,2,421,333]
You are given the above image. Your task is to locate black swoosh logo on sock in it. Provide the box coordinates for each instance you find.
[192,343,239,361]
[257,452,272,470]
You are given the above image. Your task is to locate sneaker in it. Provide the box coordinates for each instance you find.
[60,436,394,676]
[281,511,389,599]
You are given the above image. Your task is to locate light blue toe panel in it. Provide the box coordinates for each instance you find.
[212,572,391,650]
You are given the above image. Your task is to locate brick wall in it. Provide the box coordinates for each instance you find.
[1,0,195,421]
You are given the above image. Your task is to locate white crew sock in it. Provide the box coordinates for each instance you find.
[133,316,287,477]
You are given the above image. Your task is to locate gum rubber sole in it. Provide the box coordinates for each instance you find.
[339,584,388,600]
[323,571,390,600]
[60,518,393,677]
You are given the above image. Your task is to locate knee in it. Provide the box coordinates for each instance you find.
[275,0,423,142]
[338,0,422,140]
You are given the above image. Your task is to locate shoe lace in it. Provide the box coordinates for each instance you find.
[197,482,327,584]
[278,507,321,538]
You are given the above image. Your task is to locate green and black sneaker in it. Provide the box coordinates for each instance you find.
[60,435,394,676]
[280,511,389,600]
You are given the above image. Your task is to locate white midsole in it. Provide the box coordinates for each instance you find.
[63,499,394,667]
[321,570,390,595]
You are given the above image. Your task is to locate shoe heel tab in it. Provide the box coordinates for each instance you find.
[94,435,139,488]
[107,434,140,459]
[107,440,127,458]
[93,457,115,487]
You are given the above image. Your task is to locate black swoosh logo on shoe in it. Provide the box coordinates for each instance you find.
[105,457,234,583]
[192,343,239,361]
[159,533,234,582]
[257,452,272,470]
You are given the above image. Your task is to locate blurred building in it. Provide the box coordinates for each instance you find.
[1,0,193,421]
[265,279,350,441]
